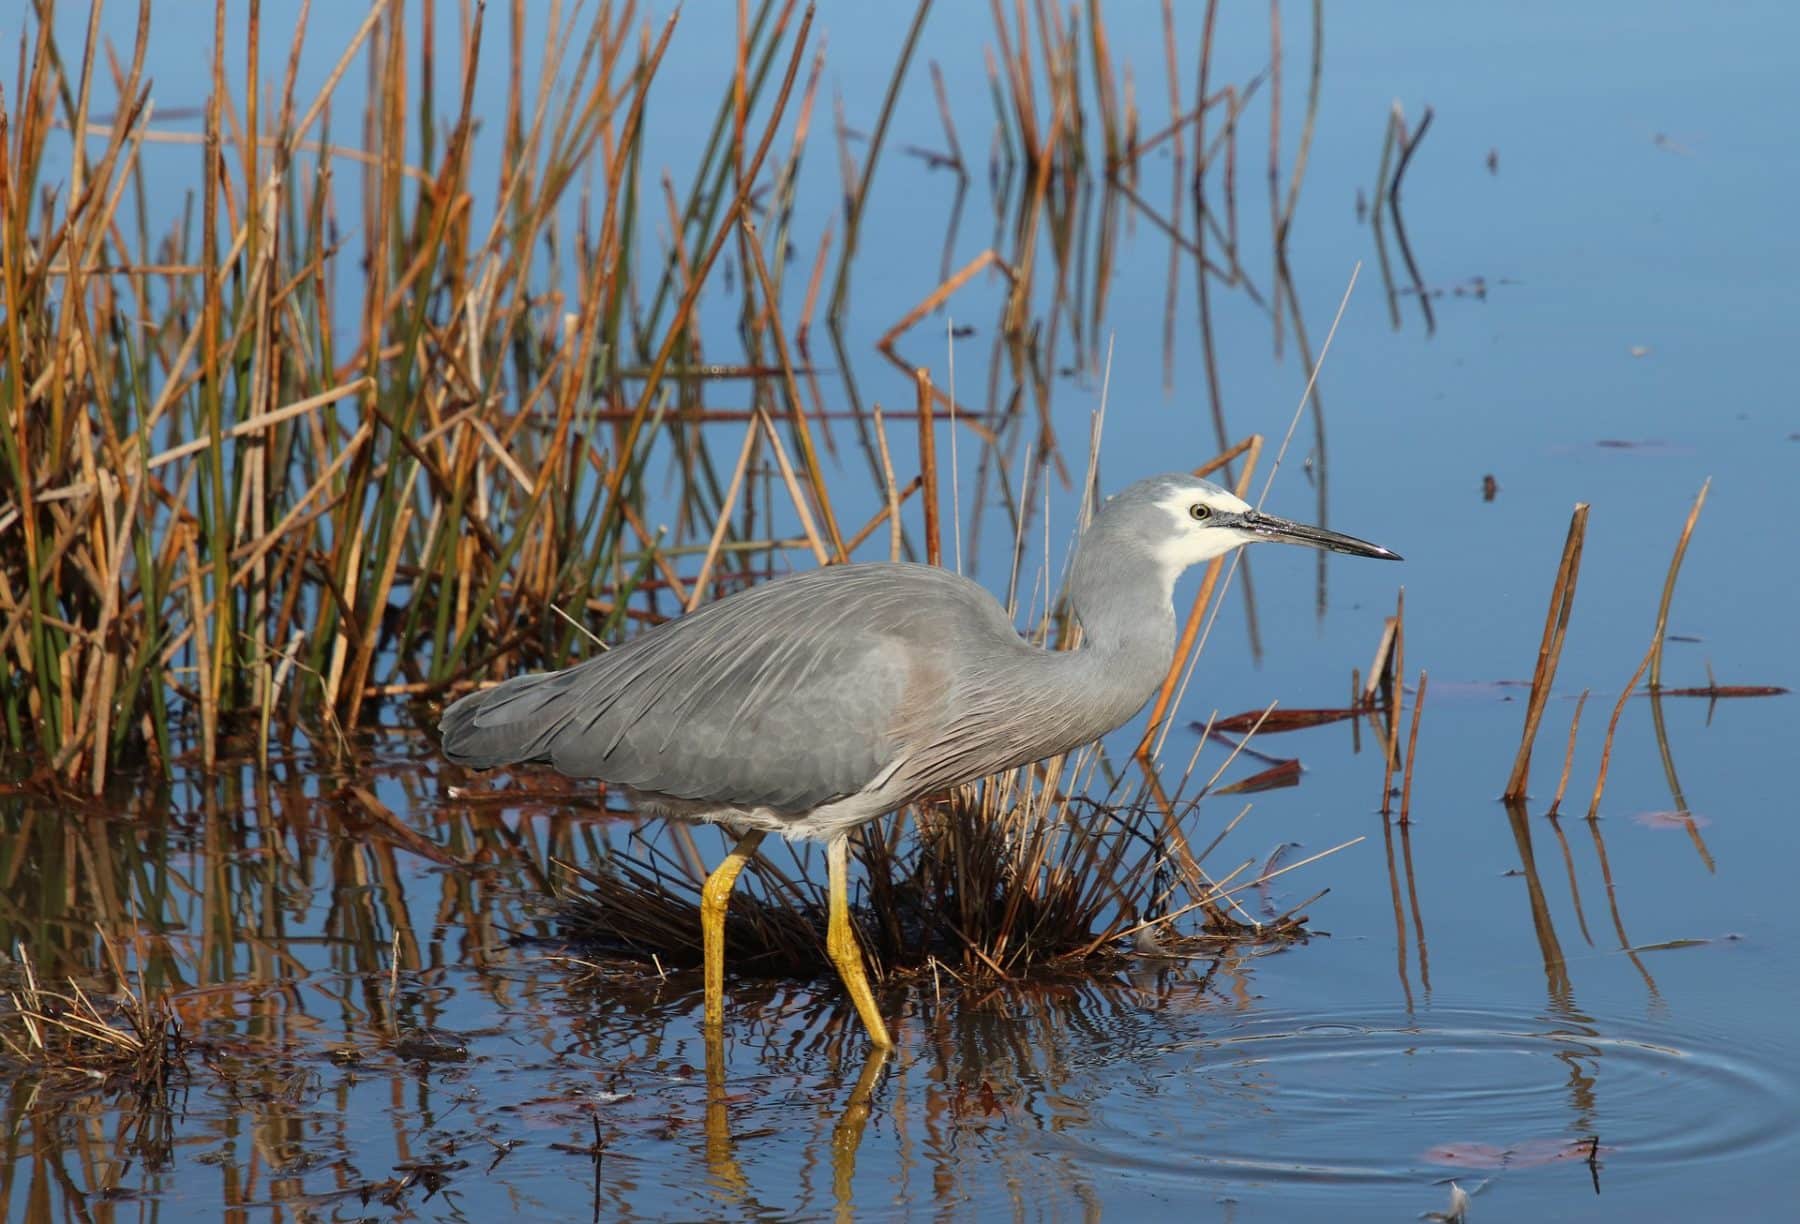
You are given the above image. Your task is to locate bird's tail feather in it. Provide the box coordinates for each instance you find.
[438,666,590,769]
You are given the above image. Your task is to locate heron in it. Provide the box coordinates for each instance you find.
[439,473,1399,1048]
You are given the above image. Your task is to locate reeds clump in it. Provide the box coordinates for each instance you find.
[10,0,1359,993]
[3,0,1313,789]
[1,2,829,786]
[1,941,184,1105]
[560,768,1322,985]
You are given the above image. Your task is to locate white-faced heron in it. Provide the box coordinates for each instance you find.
[439,473,1400,1047]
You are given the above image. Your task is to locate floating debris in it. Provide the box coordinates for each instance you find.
[1422,1136,1614,1170]
[1424,1179,1472,1223]
[1214,759,1303,795]
[1207,707,1361,735]
[1632,810,1713,830]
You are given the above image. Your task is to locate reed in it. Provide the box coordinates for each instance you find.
[1585,481,1711,820]
[1398,668,1427,824]
[1501,505,1589,802]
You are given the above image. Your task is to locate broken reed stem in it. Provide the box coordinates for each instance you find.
[914,367,941,566]
[1502,504,1590,802]
[1545,689,1589,818]
[1648,478,1710,690]
[1362,616,1397,706]
[1399,668,1427,824]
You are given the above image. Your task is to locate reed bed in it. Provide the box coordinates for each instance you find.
[2,0,1308,797]
[3,0,844,786]
[5,0,1356,1005]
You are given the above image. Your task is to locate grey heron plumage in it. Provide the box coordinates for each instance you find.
[440,472,1399,1047]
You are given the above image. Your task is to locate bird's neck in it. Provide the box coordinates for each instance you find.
[1029,545,1180,753]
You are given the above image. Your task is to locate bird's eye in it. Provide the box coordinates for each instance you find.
[1189,503,1211,521]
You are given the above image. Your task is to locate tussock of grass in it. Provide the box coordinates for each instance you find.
[1,941,184,1104]
[559,756,1344,985]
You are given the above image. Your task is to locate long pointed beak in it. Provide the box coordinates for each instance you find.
[1236,510,1402,561]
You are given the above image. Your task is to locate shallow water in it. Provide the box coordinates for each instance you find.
[9,1,1800,1219]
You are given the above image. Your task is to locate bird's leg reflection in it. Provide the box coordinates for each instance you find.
[832,1044,891,1219]
[701,828,766,1030]
[702,1025,752,1198]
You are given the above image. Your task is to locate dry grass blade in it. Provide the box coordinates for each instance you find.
[1545,690,1590,818]
[1649,479,1710,690]
[1104,836,1365,949]
[1586,479,1715,820]
[1585,644,1654,822]
[1399,669,1427,824]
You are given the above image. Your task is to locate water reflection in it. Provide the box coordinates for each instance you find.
[0,659,1769,1223]
[3,741,1796,1222]
[1646,690,1717,873]
[1484,678,1743,1017]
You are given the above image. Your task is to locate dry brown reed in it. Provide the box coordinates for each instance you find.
[1381,586,1406,815]
[2,936,182,1102]
[1399,668,1427,824]
[1585,481,1711,820]
[1545,689,1590,818]
[4,0,1291,794]
[1502,505,1590,802]
[1585,643,1653,822]
[1648,478,1710,689]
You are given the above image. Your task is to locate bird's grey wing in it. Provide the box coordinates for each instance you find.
[441,566,953,811]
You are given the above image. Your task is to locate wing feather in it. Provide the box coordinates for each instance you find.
[441,564,994,812]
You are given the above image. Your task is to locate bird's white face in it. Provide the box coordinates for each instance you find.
[1149,483,1258,579]
[1139,476,1401,586]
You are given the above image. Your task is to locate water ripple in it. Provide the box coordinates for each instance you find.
[1039,1003,1800,1191]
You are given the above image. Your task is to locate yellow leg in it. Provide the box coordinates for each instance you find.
[826,836,895,1049]
[701,828,766,1030]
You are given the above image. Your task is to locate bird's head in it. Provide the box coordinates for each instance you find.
[1101,472,1402,582]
